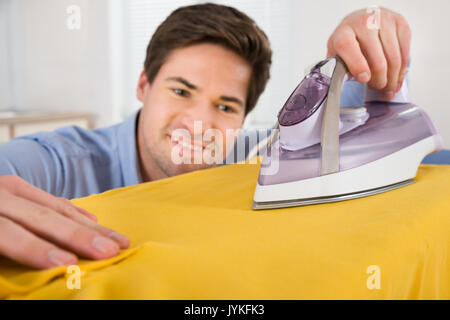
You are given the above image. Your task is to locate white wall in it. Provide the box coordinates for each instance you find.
[0,0,11,110]
[1,0,449,146]
[0,0,120,127]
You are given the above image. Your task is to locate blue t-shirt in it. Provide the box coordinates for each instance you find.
[0,82,448,199]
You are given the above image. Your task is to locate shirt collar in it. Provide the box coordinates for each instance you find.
[116,109,142,187]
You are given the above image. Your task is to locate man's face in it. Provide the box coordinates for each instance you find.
[136,43,251,181]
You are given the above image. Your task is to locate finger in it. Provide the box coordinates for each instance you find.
[354,26,388,90]
[72,203,98,222]
[0,216,78,269]
[0,176,128,247]
[0,175,97,222]
[58,197,98,222]
[0,176,129,248]
[396,14,411,91]
[379,15,402,100]
[0,190,120,260]
[327,25,371,83]
[57,197,130,249]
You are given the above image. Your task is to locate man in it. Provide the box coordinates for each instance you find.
[0,4,412,269]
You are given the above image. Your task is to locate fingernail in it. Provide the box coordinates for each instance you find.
[48,249,77,266]
[357,72,370,83]
[92,236,119,254]
[108,232,130,248]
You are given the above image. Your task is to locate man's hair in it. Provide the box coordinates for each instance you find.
[144,3,272,115]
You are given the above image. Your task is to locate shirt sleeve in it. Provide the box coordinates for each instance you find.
[0,137,62,194]
[340,80,366,107]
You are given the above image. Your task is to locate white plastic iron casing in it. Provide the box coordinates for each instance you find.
[253,135,438,207]
[252,56,443,210]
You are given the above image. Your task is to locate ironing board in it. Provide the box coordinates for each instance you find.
[0,160,449,299]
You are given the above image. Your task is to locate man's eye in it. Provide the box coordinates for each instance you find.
[172,88,189,97]
[217,104,234,113]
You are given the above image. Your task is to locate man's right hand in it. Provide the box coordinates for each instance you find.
[0,175,130,269]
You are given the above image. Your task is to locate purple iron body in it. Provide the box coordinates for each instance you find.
[252,56,443,210]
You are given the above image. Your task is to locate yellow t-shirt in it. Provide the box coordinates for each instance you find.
[1,162,449,299]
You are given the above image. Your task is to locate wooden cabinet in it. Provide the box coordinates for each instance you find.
[0,124,9,144]
[0,111,94,143]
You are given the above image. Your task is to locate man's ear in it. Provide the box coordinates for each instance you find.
[136,70,149,102]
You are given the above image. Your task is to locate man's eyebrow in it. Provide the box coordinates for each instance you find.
[165,77,197,90]
[165,76,244,108]
[219,96,244,108]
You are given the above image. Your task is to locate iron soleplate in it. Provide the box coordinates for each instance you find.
[252,179,415,210]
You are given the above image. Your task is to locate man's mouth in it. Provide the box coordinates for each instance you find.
[169,135,205,152]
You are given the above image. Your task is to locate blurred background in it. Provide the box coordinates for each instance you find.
[0,0,449,146]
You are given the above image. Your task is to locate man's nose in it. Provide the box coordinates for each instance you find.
[180,101,214,134]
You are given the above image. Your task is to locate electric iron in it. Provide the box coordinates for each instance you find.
[252,56,443,210]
